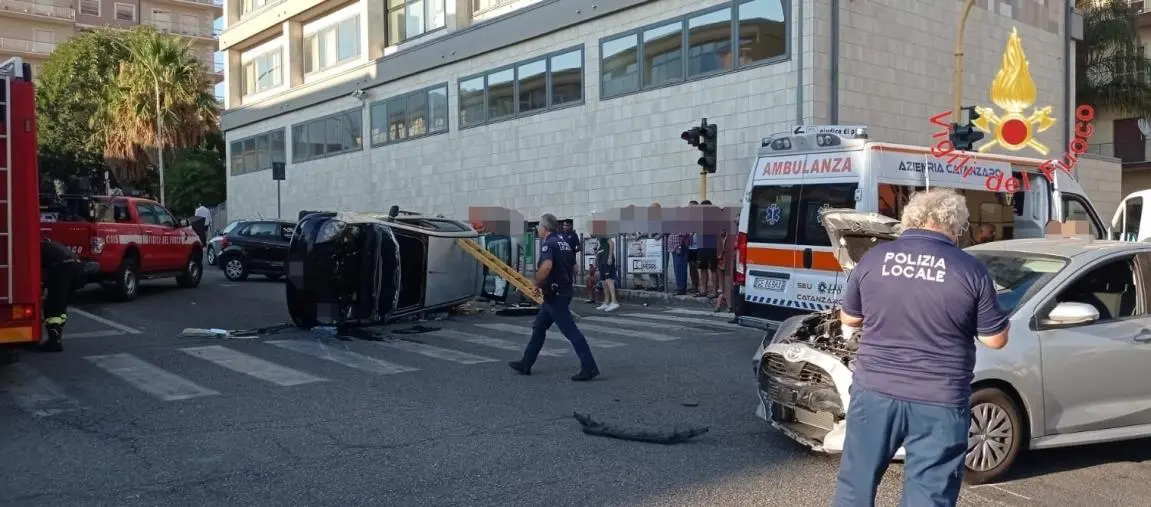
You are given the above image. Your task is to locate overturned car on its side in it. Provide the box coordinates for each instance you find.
[285,207,483,328]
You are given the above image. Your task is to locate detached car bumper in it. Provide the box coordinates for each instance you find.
[753,341,907,460]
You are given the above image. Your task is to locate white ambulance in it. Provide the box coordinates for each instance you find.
[730,125,1108,329]
[1111,190,1151,242]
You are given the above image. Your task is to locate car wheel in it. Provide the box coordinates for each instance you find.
[176,251,203,288]
[206,247,216,266]
[107,256,139,302]
[223,257,249,281]
[965,387,1024,485]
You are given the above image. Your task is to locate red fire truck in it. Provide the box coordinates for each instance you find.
[1,58,44,347]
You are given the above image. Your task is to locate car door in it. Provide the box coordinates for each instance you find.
[134,203,174,271]
[1036,252,1151,435]
[267,223,294,272]
[239,222,280,271]
[146,204,184,268]
[1051,171,1107,239]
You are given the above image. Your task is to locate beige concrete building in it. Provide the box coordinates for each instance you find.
[1092,2,1151,205]
[0,0,222,82]
[219,0,1122,225]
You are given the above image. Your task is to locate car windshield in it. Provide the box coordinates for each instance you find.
[970,252,1069,313]
[221,220,242,235]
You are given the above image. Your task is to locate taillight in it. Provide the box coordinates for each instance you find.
[219,237,229,249]
[9,305,34,320]
[733,232,748,285]
[90,237,105,255]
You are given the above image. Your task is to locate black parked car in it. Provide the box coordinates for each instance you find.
[217,219,296,281]
[206,219,246,266]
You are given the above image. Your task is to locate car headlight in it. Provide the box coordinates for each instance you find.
[316,220,347,243]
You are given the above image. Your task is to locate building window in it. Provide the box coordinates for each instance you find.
[240,0,274,17]
[79,0,99,16]
[304,16,361,75]
[291,109,363,163]
[242,48,283,96]
[369,84,449,145]
[459,46,584,129]
[229,129,286,176]
[599,0,787,99]
[114,3,136,21]
[386,0,446,47]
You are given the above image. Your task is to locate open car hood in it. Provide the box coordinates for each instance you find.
[819,209,903,274]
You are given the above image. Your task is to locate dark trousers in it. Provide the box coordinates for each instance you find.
[673,252,688,292]
[521,295,597,371]
[44,262,82,324]
[833,386,969,507]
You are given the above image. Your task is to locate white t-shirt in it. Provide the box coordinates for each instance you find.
[194,206,212,228]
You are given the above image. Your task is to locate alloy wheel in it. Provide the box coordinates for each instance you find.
[967,402,1014,472]
[188,260,202,280]
[225,259,243,279]
[206,248,216,265]
[124,269,137,297]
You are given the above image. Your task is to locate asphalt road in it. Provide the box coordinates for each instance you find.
[1,269,1149,506]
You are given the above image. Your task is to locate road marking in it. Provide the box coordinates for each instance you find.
[179,345,328,387]
[474,323,626,348]
[665,308,736,319]
[576,322,680,342]
[267,340,419,375]
[622,313,746,331]
[85,353,219,401]
[68,307,141,334]
[68,330,125,339]
[373,339,498,365]
[970,484,1032,501]
[0,363,80,417]
[430,329,567,357]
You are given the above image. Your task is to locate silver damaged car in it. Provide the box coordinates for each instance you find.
[754,208,1151,484]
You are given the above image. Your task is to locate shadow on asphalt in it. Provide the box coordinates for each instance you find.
[1002,437,1151,482]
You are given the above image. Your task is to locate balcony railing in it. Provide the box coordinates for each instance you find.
[213,60,223,72]
[143,17,218,38]
[0,0,75,21]
[1088,141,1151,164]
[172,0,223,7]
[0,36,56,55]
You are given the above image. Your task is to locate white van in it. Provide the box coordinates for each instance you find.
[1111,190,1150,242]
[731,126,1108,328]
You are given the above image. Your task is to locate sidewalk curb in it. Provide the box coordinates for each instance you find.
[615,288,719,309]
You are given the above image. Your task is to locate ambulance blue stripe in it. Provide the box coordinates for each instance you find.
[742,294,830,311]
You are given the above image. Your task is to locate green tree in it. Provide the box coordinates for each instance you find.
[1076,0,1151,116]
[98,27,220,186]
[165,146,226,217]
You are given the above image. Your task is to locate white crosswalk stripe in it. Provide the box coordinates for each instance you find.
[474,323,626,348]
[575,322,680,342]
[664,308,736,319]
[180,345,328,387]
[581,315,700,332]
[267,340,420,375]
[372,339,498,365]
[426,329,568,357]
[0,363,80,417]
[85,353,220,401]
[623,313,746,331]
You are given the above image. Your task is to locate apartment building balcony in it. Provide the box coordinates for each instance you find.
[1091,141,1151,167]
[207,59,224,82]
[143,16,219,40]
[154,0,224,11]
[0,35,55,56]
[0,0,75,23]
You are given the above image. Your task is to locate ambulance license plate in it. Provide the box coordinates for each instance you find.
[753,277,785,291]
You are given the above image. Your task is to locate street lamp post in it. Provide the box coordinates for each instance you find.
[952,0,977,122]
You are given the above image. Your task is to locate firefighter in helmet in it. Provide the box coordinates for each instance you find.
[40,235,83,352]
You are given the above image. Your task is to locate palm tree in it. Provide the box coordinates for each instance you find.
[1076,0,1151,116]
[96,27,219,186]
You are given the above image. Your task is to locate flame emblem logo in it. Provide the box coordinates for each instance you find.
[972,27,1057,155]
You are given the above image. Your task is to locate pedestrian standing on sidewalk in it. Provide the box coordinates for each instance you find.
[687,200,701,294]
[596,234,620,312]
[697,199,720,298]
[832,189,1010,507]
[509,214,600,381]
[714,225,732,312]
[671,231,690,295]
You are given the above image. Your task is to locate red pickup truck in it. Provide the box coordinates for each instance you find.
[41,196,203,301]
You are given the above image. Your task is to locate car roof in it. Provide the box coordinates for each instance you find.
[967,238,1151,259]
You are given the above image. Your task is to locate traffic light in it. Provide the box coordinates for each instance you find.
[950,106,985,152]
[698,122,718,174]
[681,126,701,147]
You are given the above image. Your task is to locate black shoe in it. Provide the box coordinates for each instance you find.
[571,369,599,382]
[508,361,531,376]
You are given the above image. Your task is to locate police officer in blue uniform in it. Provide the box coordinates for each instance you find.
[510,214,600,381]
[560,219,581,254]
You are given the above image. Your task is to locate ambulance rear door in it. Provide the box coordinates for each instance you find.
[740,129,866,323]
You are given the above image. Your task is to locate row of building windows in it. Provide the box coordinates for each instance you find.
[304,16,362,75]
[369,85,450,146]
[458,46,584,128]
[242,49,284,96]
[600,0,787,98]
[229,130,287,176]
[292,109,365,163]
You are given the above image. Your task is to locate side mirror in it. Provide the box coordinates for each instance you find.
[1045,302,1100,327]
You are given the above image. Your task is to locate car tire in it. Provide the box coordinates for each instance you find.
[107,256,139,302]
[176,251,203,288]
[265,273,283,281]
[222,256,249,281]
[965,387,1025,485]
[206,247,216,266]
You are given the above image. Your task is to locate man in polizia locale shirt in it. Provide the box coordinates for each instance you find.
[832,189,1010,507]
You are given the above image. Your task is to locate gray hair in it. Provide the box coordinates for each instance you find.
[900,189,970,237]
[539,213,560,232]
